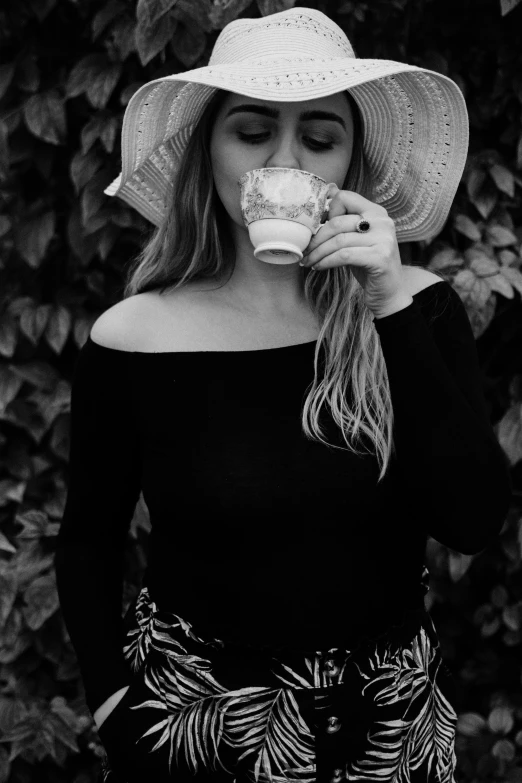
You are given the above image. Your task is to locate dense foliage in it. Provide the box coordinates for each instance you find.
[1,0,522,780]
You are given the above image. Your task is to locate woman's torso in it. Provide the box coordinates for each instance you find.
[87,267,435,649]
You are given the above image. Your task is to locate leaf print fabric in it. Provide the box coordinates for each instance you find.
[96,585,458,783]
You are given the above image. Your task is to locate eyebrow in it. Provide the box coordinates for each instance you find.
[225,104,347,131]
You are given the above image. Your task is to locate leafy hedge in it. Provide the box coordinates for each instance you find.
[1,0,522,781]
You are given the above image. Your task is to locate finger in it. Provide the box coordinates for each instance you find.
[327,189,389,221]
[309,245,375,271]
[302,231,375,267]
[306,214,362,254]
[306,212,391,254]
[301,234,375,267]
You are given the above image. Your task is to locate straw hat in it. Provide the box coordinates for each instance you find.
[103,6,469,243]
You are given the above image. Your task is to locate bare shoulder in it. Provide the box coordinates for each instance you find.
[89,283,214,352]
[401,265,444,296]
[89,291,174,351]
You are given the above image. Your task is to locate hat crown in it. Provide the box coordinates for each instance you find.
[209,7,355,66]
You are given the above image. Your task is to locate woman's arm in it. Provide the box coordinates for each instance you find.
[374,280,512,555]
[54,334,142,715]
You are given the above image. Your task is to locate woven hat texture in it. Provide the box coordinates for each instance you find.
[104,6,469,242]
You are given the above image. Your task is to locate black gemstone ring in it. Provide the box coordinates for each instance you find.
[356,218,371,233]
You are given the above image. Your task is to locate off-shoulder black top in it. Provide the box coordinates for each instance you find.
[54,280,512,714]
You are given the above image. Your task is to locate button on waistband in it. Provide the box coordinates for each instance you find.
[326,716,341,733]
[324,658,340,677]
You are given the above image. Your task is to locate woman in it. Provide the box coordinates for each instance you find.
[54,7,512,783]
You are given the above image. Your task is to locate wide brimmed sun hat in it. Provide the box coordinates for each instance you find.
[104,6,469,243]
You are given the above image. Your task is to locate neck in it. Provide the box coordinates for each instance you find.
[214,232,311,317]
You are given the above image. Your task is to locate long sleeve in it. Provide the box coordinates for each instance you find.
[54,338,142,715]
[373,280,512,555]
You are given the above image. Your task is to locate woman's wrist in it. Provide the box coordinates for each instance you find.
[372,292,414,320]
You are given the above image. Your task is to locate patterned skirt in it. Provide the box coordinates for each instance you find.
[97,582,458,783]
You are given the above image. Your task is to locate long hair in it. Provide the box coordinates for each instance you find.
[122,89,445,482]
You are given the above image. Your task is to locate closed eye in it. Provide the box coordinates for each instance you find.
[236,132,335,152]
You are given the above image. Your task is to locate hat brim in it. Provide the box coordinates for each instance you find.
[104,57,468,242]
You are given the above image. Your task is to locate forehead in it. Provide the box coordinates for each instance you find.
[218,91,352,119]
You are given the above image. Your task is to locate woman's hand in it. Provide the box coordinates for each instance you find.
[93,685,130,730]
[301,185,413,319]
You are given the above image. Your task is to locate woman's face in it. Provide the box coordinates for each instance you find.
[209,92,355,237]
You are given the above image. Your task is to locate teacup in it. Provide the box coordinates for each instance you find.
[238,168,334,264]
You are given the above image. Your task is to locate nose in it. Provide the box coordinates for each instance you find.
[265,132,303,171]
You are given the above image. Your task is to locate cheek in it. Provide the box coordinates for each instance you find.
[212,128,268,174]
[211,136,245,189]
[210,150,247,223]
[324,148,352,182]
[340,142,354,178]
[211,136,256,210]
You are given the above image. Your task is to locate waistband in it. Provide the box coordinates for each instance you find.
[139,563,431,655]
[127,583,432,660]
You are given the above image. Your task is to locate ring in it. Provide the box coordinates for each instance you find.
[356,218,371,233]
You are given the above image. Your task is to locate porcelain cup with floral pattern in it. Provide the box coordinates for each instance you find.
[238,168,334,265]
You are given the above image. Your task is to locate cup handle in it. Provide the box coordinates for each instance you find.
[312,197,332,235]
